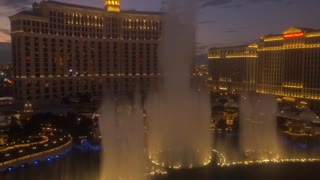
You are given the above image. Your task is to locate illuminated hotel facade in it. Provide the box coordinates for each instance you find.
[208,44,258,94]
[9,0,162,102]
[209,27,320,104]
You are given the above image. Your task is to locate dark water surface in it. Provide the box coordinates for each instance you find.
[1,149,101,180]
[2,133,320,180]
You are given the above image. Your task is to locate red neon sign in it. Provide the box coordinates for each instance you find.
[283,32,304,38]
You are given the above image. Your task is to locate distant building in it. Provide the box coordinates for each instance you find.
[0,113,20,146]
[208,27,320,108]
[0,64,13,97]
[193,64,209,77]
[257,27,320,101]
[208,44,258,94]
[223,99,238,131]
[278,109,320,137]
[0,64,12,71]
[10,0,162,103]
[0,114,10,127]
[23,101,33,113]
[0,97,14,106]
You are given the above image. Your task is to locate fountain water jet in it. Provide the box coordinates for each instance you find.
[99,97,147,180]
[146,0,212,169]
[239,93,281,160]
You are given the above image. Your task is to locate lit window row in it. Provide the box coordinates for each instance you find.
[65,14,104,27]
[106,0,120,6]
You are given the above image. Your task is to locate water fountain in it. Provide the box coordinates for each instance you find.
[239,93,281,160]
[99,97,147,180]
[146,0,212,169]
[98,0,211,177]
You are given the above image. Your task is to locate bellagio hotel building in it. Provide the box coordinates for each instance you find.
[9,0,162,102]
[208,27,320,105]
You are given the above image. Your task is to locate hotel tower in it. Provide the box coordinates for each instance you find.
[9,0,162,103]
[208,27,320,106]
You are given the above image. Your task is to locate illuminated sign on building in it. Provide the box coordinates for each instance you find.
[283,32,304,38]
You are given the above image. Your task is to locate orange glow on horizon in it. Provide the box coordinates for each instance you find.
[0,32,11,43]
[283,32,304,38]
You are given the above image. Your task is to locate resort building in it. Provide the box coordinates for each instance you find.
[208,44,258,94]
[9,0,162,103]
[208,27,320,106]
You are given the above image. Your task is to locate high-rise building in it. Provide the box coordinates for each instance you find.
[208,27,320,105]
[208,44,258,94]
[9,0,162,103]
[257,27,320,101]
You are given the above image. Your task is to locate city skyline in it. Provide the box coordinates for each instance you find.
[1,0,320,64]
[2,0,320,178]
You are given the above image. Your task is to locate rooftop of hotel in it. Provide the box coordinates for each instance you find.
[12,0,163,17]
[12,11,43,17]
[208,45,251,51]
[262,26,320,38]
[208,26,320,52]
[208,43,258,51]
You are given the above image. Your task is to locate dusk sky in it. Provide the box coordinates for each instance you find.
[1,0,320,64]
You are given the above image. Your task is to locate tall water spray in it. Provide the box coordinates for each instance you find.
[99,97,146,180]
[146,0,212,168]
[239,93,280,160]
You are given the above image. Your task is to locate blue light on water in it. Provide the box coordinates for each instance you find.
[80,139,101,151]
[7,167,14,172]
[33,160,40,165]
[55,154,60,158]
[20,164,27,168]
[282,140,291,145]
[297,143,307,149]
[64,148,72,155]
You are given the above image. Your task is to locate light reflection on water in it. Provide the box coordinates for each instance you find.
[1,150,101,180]
[2,134,320,180]
[214,132,320,162]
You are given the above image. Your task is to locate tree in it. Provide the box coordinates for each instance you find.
[7,116,23,140]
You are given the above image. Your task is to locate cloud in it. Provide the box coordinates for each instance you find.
[0,0,33,6]
[0,0,35,43]
[198,38,258,51]
[197,44,211,51]
[198,19,216,24]
[0,0,33,12]
[0,28,10,35]
[286,0,296,6]
[161,0,168,5]
[201,0,290,8]
[202,0,233,7]
[247,0,283,2]
[196,42,222,55]
[196,54,209,64]
[224,30,238,33]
